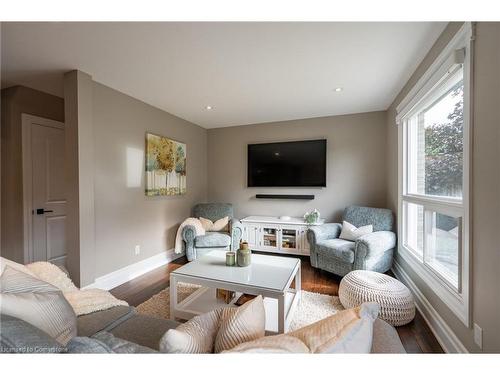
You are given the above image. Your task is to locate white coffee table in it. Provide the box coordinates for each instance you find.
[170,250,301,333]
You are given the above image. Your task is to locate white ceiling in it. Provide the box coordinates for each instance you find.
[1,22,446,128]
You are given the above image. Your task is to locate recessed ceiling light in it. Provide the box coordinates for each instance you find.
[205,105,213,110]
[334,87,343,92]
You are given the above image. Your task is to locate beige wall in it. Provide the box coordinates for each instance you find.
[1,86,64,263]
[386,22,500,352]
[207,111,388,222]
[91,81,208,278]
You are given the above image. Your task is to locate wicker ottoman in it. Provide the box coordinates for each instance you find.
[339,270,415,326]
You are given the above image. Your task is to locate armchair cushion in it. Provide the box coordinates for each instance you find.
[316,239,356,264]
[195,232,231,248]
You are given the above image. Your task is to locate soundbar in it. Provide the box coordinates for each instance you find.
[255,194,315,200]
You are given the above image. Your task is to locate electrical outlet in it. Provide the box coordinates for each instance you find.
[474,323,483,349]
[134,245,141,256]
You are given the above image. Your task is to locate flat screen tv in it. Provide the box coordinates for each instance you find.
[247,139,327,187]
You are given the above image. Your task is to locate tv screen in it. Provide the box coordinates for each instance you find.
[247,139,327,187]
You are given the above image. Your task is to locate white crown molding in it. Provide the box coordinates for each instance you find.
[392,260,469,353]
[83,249,182,291]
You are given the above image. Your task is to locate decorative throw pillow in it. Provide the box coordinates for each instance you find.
[339,221,373,241]
[214,295,265,352]
[160,308,222,353]
[0,256,36,277]
[288,302,379,353]
[199,216,229,232]
[223,335,310,353]
[0,266,77,345]
[225,302,379,354]
[159,295,265,353]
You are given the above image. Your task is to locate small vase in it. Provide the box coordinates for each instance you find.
[237,242,251,267]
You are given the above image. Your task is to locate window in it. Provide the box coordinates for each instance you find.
[404,68,464,290]
[396,23,471,326]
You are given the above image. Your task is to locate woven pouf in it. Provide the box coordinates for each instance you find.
[339,270,415,326]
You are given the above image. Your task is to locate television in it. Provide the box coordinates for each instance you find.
[247,139,327,187]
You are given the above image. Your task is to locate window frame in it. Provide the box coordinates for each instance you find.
[396,23,473,327]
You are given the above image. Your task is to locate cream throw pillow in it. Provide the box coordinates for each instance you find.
[199,216,229,232]
[339,221,373,241]
[223,335,310,353]
[0,266,77,345]
[214,295,265,352]
[225,302,379,354]
[160,295,265,353]
[0,256,36,277]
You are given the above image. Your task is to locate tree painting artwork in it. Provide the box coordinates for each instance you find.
[145,133,186,196]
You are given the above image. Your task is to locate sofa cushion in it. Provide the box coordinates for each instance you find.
[110,313,180,351]
[195,232,231,248]
[77,306,135,337]
[371,319,406,353]
[0,266,77,345]
[0,314,65,354]
[66,336,114,353]
[67,332,155,353]
[316,239,356,263]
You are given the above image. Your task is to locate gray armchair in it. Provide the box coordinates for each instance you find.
[182,203,243,261]
[307,205,396,276]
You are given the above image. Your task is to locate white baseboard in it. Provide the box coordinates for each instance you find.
[392,261,468,353]
[83,249,183,291]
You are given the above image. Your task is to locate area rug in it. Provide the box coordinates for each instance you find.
[136,283,344,331]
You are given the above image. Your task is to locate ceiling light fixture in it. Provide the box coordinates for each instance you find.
[334,87,343,92]
[205,105,213,110]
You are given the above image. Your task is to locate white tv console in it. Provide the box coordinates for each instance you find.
[240,215,325,256]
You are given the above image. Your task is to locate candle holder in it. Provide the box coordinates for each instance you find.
[226,251,236,266]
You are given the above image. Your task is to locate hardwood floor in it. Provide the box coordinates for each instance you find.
[110,254,444,353]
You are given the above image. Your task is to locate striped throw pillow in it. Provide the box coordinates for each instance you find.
[0,266,77,345]
[160,295,265,353]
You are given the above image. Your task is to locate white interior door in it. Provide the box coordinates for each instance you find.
[23,114,67,267]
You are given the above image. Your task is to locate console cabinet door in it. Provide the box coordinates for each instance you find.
[260,225,280,251]
[245,224,260,249]
[280,226,300,253]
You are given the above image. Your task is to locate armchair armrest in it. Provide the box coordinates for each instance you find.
[306,223,342,246]
[230,218,243,251]
[354,231,396,267]
[182,225,197,261]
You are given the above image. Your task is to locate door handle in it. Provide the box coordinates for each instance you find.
[35,208,54,215]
